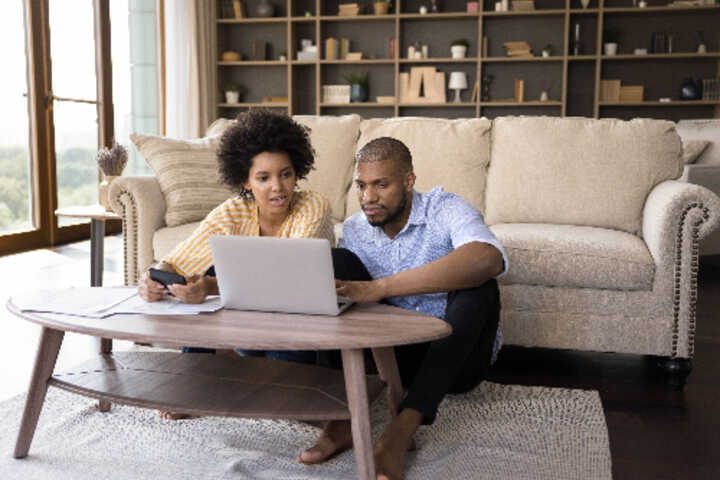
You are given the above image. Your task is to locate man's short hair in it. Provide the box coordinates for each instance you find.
[355,137,413,174]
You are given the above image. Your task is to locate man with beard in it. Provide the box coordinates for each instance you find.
[297,137,508,480]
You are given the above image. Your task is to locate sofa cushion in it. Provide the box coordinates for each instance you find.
[293,115,361,222]
[485,117,683,235]
[682,139,710,165]
[490,223,655,291]
[346,117,492,216]
[203,115,360,223]
[153,221,202,262]
[676,119,720,165]
[131,133,233,227]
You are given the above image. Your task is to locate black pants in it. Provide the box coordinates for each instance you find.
[326,248,501,425]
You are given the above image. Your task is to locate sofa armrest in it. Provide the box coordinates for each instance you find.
[108,176,166,286]
[642,180,720,358]
[643,180,720,264]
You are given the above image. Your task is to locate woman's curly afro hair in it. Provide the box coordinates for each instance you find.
[217,109,315,196]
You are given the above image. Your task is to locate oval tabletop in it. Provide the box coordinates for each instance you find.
[6,298,451,350]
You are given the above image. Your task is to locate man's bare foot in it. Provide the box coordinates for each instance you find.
[374,409,423,480]
[297,420,353,464]
[159,411,190,420]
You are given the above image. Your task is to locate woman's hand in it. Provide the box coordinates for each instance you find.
[168,275,208,304]
[138,270,170,302]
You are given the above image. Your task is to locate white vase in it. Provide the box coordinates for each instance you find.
[604,43,618,56]
[225,91,240,103]
[451,45,467,59]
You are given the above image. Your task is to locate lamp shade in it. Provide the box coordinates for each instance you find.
[448,71,468,90]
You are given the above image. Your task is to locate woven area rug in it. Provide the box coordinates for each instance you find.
[0,382,611,479]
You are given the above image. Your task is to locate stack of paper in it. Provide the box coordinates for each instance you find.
[504,41,533,57]
[12,287,223,318]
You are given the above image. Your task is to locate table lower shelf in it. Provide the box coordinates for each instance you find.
[49,352,385,421]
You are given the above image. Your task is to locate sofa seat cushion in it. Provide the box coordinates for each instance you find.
[490,223,655,291]
[153,221,201,263]
[347,117,492,216]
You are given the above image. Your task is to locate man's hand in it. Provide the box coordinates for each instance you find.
[138,270,170,302]
[168,275,208,304]
[336,279,385,303]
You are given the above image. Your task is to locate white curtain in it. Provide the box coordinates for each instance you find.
[163,0,215,139]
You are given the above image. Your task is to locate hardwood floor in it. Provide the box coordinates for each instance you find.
[1,237,718,478]
[489,260,720,480]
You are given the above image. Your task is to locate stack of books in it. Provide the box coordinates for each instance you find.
[338,3,360,15]
[511,0,535,10]
[503,41,533,57]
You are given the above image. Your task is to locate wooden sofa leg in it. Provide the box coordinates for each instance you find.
[658,357,692,391]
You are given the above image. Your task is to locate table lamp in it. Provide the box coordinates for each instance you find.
[448,71,468,103]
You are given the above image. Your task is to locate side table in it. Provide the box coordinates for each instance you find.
[54,205,121,411]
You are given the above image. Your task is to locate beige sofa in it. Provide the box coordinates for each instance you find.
[109,115,720,386]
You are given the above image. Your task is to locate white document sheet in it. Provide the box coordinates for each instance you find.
[12,286,223,318]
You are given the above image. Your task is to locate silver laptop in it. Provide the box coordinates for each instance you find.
[209,236,354,316]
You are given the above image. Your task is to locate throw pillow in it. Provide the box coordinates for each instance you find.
[682,139,710,165]
[131,133,234,227]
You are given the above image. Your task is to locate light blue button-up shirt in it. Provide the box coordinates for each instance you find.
[339,187,508,360]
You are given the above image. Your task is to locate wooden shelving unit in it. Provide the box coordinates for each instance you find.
[213,0,720,121]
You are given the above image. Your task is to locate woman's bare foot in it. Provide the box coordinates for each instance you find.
[374,409,423,480]
[159,411,190,420]
[297,420,353,464]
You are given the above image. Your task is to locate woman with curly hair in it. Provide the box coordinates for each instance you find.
[137,110,333,387]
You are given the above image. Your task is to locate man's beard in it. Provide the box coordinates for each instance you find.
[364,192,408,227]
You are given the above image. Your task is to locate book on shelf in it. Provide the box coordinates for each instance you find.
[325,37,337,60]
[340,38,350,60]
[322,85,351,103]
[619,85,643,102]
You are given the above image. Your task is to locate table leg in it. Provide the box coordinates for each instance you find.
[341,348,376,480]
[97,338,113,412]
[90,218,105,287]
[372,347,416,451]
[371,347,403,416]
[14,327,65,458]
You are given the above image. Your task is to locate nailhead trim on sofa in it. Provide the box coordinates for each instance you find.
[114,189,140,286]
[672,202,709,358]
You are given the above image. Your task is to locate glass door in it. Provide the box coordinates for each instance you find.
[0,1,35,237]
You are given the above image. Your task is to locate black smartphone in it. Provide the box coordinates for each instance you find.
[148,268,187,289]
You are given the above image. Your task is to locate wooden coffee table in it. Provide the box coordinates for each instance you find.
[7,297,450,480]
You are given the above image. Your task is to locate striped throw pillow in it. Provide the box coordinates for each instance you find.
[131,133,234,227]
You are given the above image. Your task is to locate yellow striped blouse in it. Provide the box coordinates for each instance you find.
[163,190,334,276]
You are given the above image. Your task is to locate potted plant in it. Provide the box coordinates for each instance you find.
[450,39,469,59]
[343,72,369,102]
[373,0,390,15]
[542,44,553,57]
[224,83,247,103]
[603,27,620,56]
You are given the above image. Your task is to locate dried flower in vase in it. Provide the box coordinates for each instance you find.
[96,142,128,177]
